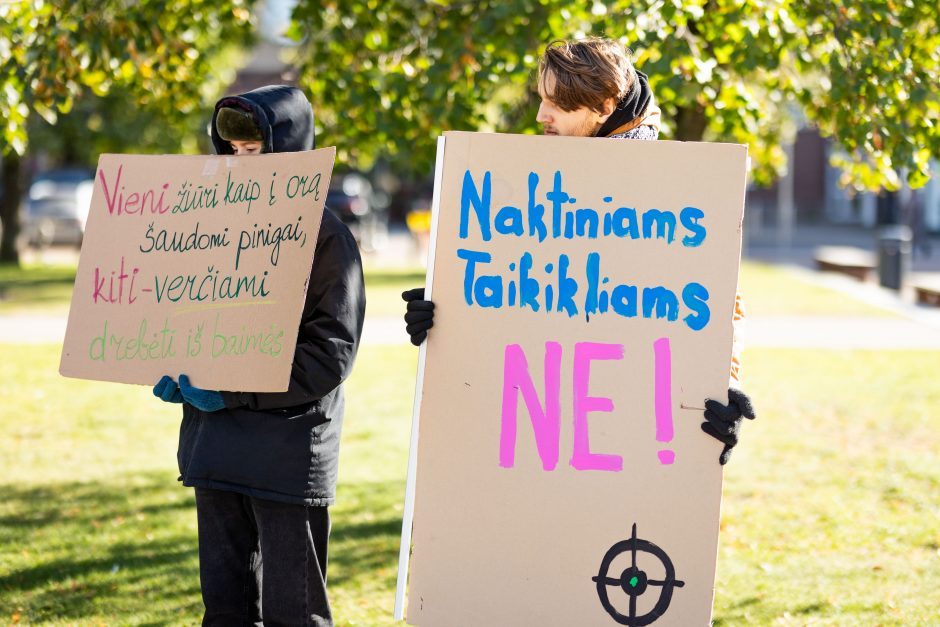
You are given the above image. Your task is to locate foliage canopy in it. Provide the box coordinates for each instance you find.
[290,0,939,190]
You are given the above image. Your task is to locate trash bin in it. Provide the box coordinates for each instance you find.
[877,225,912,290]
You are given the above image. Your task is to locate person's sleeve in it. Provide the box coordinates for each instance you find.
[729,291,746,386]
[221,228,366,411]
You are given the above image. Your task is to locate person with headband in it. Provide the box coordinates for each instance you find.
[402,38,755,464]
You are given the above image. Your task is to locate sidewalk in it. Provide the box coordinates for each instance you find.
[744,222,940,273]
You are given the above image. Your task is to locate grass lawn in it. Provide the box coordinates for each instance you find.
[1,252,935,624]
[360,267,427,317]
[737,262,897,318]
[0,343,417,625]
[714,349,939,626]
[1,343,937,625]
[0,264,77,316]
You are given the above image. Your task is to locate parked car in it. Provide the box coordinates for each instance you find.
[21,168,94,248]
[326,171,390,251]
[326,172,372,227]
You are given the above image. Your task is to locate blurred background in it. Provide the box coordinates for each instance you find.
[1,1,938,625]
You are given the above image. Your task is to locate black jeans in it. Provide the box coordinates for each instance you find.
[194,487,332,627]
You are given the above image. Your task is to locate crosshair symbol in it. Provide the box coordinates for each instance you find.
[591,523,685,626]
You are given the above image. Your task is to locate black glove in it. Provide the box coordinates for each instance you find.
[402,287,435,346]
[701,388,756,465]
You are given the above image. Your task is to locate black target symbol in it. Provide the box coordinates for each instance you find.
[591,523,685,626]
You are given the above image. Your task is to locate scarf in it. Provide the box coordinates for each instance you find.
[595,70,661,137]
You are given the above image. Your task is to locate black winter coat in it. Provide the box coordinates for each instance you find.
[177,86,366,505]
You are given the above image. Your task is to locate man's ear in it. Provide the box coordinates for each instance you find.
[598,97,617,123]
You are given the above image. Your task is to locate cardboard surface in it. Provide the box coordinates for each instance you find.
[59,149,335,392]
[405,132,747,626]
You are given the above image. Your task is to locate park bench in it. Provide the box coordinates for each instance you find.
[813,246,876,281]
[912,276,940,306]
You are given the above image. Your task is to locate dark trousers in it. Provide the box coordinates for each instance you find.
[194,487,332,627]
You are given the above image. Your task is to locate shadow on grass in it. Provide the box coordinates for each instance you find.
[327,479,405,588]
[0,483,192,532]
[0,471,201,622]
[712,596,762,625]
[0,473,406,621]
[714,599,831,625]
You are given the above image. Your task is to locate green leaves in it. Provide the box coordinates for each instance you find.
[289,0,938,192]
[5,0,934,193]
[787,0,939,190]
[0,0,255,158]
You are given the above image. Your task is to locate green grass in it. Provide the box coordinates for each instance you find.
[0,263,77,315]
[361,267,426,317]
[0,343,416,625]
[714,348,940,626]
[2,343,938,625]
[1,256,935,624]
[738,261,897,318]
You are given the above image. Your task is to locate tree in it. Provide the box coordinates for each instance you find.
[0,0,255,264]
[288,0,939,191]
[789,0,939,190]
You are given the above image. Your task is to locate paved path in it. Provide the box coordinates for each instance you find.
[743,316,940,350]
[0,315,68,345]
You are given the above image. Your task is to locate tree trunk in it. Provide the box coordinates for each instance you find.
[0,152,22,265]
[673,103,708,142]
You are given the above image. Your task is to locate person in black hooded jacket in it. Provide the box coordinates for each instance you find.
[152,84,365,627]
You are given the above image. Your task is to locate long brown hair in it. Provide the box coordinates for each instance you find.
[538,37,637,113]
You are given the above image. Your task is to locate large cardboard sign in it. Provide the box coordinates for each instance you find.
[400,132,747,625]
[60,149,335,392]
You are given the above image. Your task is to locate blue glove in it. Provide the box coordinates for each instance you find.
[153,375,183,404]
[178,374,226,413]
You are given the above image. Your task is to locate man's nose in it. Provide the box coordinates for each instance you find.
[536,102,551,124]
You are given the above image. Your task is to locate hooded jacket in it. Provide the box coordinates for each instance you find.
[178,85,366,505]
[210,84,315,154]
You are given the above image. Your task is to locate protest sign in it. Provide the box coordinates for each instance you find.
[59,149,335,392]
[398,132,747,625]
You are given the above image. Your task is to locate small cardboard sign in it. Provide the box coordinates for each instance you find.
[401,132,747,626]
[59,149,335,392]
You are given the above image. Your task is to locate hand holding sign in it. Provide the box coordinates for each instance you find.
[402,288,434,346]
[402,132,749,626]
[701,388,757,465]
[178,374,225,412]
[153,375,183,404]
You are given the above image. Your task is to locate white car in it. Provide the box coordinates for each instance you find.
[21,169,94,248]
